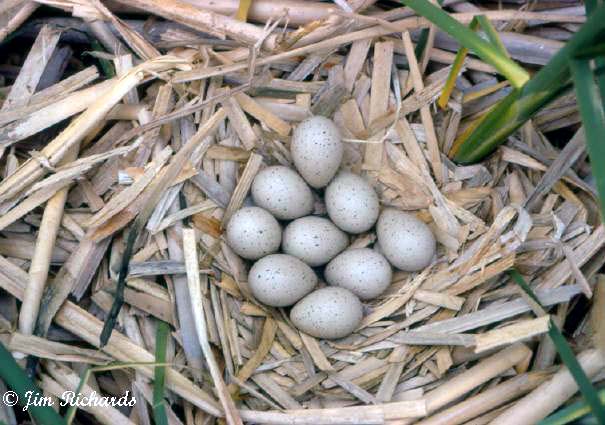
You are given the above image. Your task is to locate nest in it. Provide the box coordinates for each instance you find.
[0,1,602,424]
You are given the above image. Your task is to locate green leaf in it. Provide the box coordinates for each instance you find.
[65,366,90,425]
[414,0,445,59]
[570,58,605,221]
[153,321,170,425]
[401,0,529,87]
[89,40,115,78]
[0,341,66,425]
[452,4,605,163]
[475,15,510,58]
[509,270,605,424]
[584,0,605,141]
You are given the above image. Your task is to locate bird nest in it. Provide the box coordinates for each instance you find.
[0,1,602,424]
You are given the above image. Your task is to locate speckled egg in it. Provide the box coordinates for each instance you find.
[291,116,343,188]
[282,216,348,266]
[225,207,281,260]
[325,171,379,234]
[376,208,436,271]
[248,254,317,307]
[251,166,314,220]
[290,287,363,339]
[325,248,392,300]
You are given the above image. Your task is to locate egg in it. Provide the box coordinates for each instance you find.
[291,116,343,188]
[325,171,379,233]
[251,166,314,220]
[225,206,281,260]
[282,216,348,266]
[376,208,436,271]
[248,254,317,307]
[325,248,392,300]
[290,287,363,339]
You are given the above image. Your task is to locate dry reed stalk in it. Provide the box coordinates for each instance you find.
[233,93,291,136]
[230,316,277,391]
[8,332,111,364]
[0,77,115,148]
[389,343,531,424]
[364,40,393,170]
[0,56,189,202]
[402,31,443,184]
[88,0,160,60]
[112,0,276,49]
[473,316,551,353]
[85,147,172,229]
[239,399,427,425]
[0,254,223,416]
[539,225,605,289]
[221,152,263,225]
[183,228,243,425]
[412,289,464,311]
[414,371,550,425]
[172,10,577,84]
[87,18,126,55]
[0,1,38,43]
[0,65,99,126]
[113,0,336,26]
[491,349,605,424]
[0,24,60,111]
[18,143,80,336]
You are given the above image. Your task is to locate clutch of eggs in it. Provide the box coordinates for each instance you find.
[224,116,437,340]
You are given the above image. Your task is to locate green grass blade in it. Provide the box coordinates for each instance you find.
[414,28,431,60]
[414,0,444,58]
[570,58,605,221]
[585,0,600,13]
[540,389,605,425]
[65,366,91,425]
[153,321,170,425]
[401,0,529,87]
[453,4,605,163]
[585,0,605,115]
[89,40,115,78]
[509,270,605,423]
[0,342,66,425]
[547,326,605,424]
[574,43,605,59]
[475,15,510,58]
